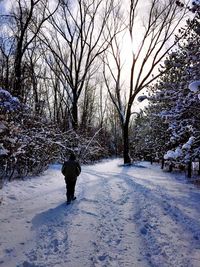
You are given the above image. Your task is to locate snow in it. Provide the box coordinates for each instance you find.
[188,81,200,93]
[164,150,175,160]
[182,136,195,150]
[0,159,200,267]
[0,88,20,112]
[0,122,7,134]
[0,88,12,98]
[164,147,183,160]
[0,144,9,156]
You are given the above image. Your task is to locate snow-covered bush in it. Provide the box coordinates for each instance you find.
[0,89,109,187]
[0,91,59,185]
[0,88,21,113]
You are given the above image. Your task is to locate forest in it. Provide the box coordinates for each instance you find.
[0,0,200,186]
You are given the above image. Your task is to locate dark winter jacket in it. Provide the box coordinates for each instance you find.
[61,160,81,181]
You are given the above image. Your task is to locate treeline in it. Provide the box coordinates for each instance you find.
[132,3,200,177]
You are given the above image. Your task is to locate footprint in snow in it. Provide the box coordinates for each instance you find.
[98,254,108,261]
[140,227,148,235]
[163,203,171,211]
[140,223,154,235]
[108,239,121,246]
[20,261,43,267]
[7,195,17,200]
[4,248,14,254]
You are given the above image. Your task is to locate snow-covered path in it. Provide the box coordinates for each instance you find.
[0,159,200,267]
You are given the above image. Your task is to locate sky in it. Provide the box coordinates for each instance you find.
[0,0,10,13]
[0,0,191,112]
[0,1,5,13]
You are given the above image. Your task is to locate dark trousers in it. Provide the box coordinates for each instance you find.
[65,178,77,202]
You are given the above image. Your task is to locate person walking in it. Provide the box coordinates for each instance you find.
[61,152,81,204]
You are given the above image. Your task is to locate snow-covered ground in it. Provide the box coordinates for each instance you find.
[0,159,200,267]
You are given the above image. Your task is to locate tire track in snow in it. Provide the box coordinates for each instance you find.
[81,170,149,267]
[121,170,200,267]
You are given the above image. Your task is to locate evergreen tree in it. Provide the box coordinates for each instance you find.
[142,17,200,175]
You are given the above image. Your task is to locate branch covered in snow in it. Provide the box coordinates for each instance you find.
[188,81,200,93]
[182,136,195,150]
[0,88,21,113]
[164,148,183,160]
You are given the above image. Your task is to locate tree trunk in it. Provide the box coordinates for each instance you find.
[13,52,23,101]
[169,163,173,172]
[161,158,165,169]
[123,123,131,164]
[32,74,39,115]
[5,56,9,89]
[187,161,192,178]
[71,98,78,130]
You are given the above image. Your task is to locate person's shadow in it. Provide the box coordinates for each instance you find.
[31,202,71,229]
[21,202,72,267]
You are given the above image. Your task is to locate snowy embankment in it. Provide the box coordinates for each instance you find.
[0,159,200,267]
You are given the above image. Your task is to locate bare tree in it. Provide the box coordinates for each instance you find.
[7,0,59,101]
[0,7,16,90]
[41,46,74,129]
[0,31,15,90]
[79,76,96,132]
[40,0,122,130]
[103,0,189,163]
